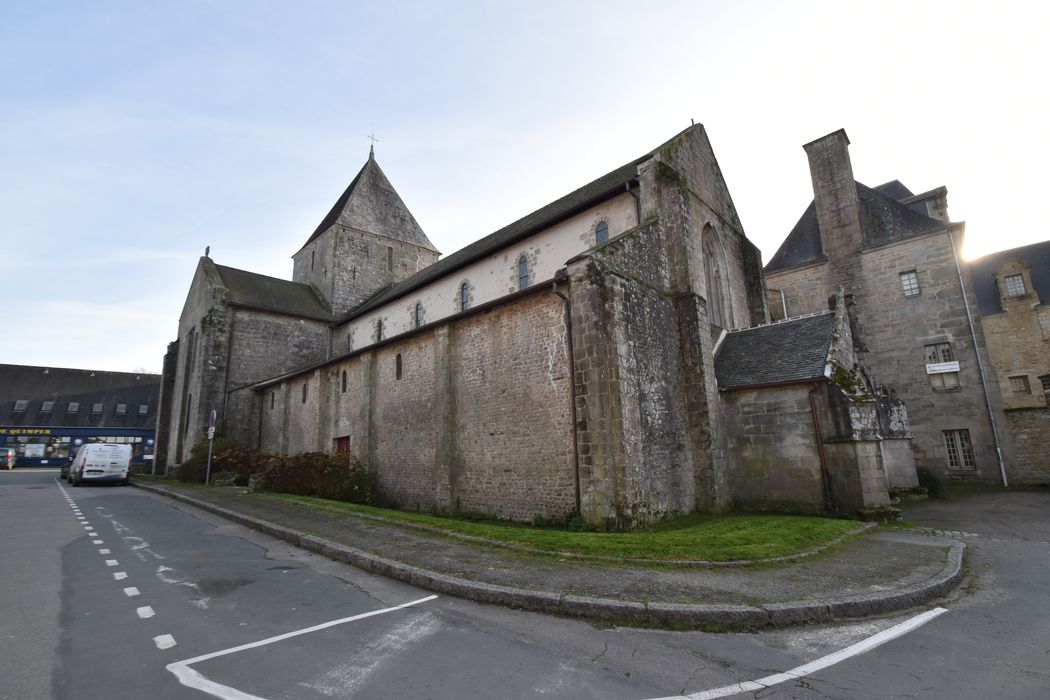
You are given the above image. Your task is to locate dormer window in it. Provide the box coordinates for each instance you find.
[41,401,54,412]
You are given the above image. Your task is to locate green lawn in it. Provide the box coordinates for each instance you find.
[263,493,861,562]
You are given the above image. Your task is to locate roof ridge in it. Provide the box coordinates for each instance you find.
[730,310,833,334]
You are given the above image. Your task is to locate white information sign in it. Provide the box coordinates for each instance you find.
[926,361,960,375]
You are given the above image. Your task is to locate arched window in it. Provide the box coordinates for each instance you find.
[702,224,730,329]
[302,383,308,404]
[518,255,529,290]
[596,221,609,244]
[414,302,423,328]
[460,282,470,311]
[341,370,347,393]
[270,392,275,410]
[311,249,315,271]
[395,353,403,380]
[376,319,384,341]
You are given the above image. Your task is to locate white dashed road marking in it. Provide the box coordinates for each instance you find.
[99,548,111,554]
[92,539,104,545]
[648,607,950,700]
[114,572,128,581]
[154,634,177,650]
[167,595,439,700]
[124,587,140,597]
[105,559,119,567]
[137,606,155,619]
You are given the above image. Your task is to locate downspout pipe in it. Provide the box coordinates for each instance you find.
[809,387,834,512]
[948,228,1008,487]
[551,272,582,515]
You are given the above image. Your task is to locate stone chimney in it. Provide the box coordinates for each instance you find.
[804,129,864,263]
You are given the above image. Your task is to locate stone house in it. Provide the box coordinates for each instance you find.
[764,129,1007,485]
[968,241,1050,483]
[158,125,914,527]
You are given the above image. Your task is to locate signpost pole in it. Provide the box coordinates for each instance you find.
[204,410,217,486]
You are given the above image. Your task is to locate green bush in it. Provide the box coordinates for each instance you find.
[262,451,375,505]
[917,467,947,499]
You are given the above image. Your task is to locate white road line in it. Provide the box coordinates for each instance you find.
[114,572,128,581]
[648,607,949,700]
[137,606,155,619]
[166,595,438,700]
[124,587,140,597]
[105,559,119,567]
[87,532,97,537]
[92,539,104,545]
[154,634,177,650]
[99,548,111,554]
[83,525,92,530]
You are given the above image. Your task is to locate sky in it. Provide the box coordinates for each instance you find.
[2,0,1047,374]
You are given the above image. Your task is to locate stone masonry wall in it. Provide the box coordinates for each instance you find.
[721,385,826,510]
[257,291,575,523]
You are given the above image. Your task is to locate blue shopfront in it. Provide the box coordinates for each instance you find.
[0,426,155,467]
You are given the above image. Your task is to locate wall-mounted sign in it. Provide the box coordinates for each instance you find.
[926,361,960,375]
[0,428,52,436]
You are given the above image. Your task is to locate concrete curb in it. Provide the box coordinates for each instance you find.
[135,483,965,630]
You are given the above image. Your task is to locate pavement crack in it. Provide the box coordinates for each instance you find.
[590,641,608,663]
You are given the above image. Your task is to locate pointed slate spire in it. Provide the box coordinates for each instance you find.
[298,151,437,254]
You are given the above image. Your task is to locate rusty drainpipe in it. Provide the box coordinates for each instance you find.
[551,270,582,515]
[808,387,834,512]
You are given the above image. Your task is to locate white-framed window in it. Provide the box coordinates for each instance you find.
[1009,375,1031,394]
[40,401,54,412]
[115,403,127,415]
[92,403,103,414]
[67,402,80,413]
[899,270,920,297]
[943,429,976,471]
[138,404,149,415]
[1004,274,1026,297]
[924,343,960,390]
[13,400,27,412]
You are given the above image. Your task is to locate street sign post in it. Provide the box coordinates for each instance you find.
[205,409,217,486]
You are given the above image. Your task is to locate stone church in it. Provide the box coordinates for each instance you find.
[157,125,918,528]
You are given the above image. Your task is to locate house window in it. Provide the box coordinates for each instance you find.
[13,400,27,412]
[395,353,403,380]
[116,403,127,415]
[943,429,976,471]
[460,282,470,311]
[41,401,54,412]
[518,254,529,290]
[138,404,149,415]
[376,319,384,341]
[414,302,423,328]
[387,246,393,272]
[67,402,80,413]
[1041,375,1050,403]
[1004,274,1026,297]
[924,343,960,390]
[92,403,103,414]
[596,221,609,244]
[302,383,308,404]
[899,270,920,297]
[1009,375,1031,394]
[341,370,347,393]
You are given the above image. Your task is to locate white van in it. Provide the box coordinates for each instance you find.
[68,443,133,486]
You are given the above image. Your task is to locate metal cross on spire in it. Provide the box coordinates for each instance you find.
[367,132,378,157]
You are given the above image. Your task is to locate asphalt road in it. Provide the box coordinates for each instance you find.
[2,469,1047,699]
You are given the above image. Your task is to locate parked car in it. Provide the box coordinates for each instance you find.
[1,446,15,470]
[69,443,132,486]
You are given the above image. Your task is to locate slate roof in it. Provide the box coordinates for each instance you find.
[336,156,649,324]
[873,180,914,201]
[765,181,951,274]
[968,240,1050,315]
[298,151,438,254]
[0,364,160,429]
[214,264,332,321]
[714,313,836,390]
